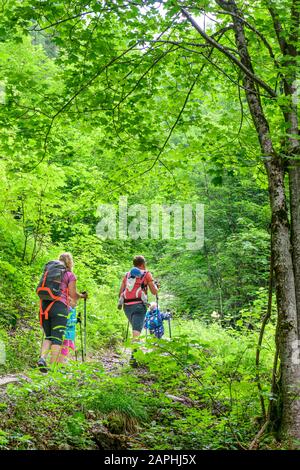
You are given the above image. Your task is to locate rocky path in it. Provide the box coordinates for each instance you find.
[90,346,132,374]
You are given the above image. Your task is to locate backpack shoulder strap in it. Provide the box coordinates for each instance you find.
[141,271,149,288]
[122,273,130,291]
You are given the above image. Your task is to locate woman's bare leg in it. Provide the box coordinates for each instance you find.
[40,339,52,359]
[50,344,64,364]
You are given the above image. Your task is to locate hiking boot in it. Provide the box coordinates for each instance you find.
[37,357,48,373]
[129,356,139,368]
[129,351,139,368]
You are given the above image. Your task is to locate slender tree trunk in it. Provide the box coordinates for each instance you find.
[266,157,300,440]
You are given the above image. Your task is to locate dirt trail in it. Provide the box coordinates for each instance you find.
[89,347,132,374]
[0,346,132,387]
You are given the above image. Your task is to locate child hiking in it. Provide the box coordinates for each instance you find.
[61,306,80,362]
[36,252,87,372]
[144,302,172,339]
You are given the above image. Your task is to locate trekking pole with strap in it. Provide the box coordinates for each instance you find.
[40,330,45,356]
[83,293,87,362]
[74,310,80,362]
[168,315,172,339]
[156,291,160,338]
[125,320,130,342]
[156,289,171,339]
[78,311,84,362]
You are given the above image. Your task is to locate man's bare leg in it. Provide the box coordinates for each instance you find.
[132,330,141,340]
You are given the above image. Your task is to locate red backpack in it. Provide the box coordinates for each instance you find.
[123,271,148,304]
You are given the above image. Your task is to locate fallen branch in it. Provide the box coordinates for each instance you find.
[249,420,269,450]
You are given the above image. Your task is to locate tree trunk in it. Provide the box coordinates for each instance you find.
[284,30,300,337]
[289,164,300,339]
[266,157,300,441]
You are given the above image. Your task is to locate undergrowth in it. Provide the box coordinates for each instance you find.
[0,320,276,450]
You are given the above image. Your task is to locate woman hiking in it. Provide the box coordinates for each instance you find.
[37,252,87,372]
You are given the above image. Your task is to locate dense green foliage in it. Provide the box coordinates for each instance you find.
[0,0,293,450]
[0,12,273,343]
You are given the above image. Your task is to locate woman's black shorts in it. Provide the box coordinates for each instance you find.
[41,301,68,346]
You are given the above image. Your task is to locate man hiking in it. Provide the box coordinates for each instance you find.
[119,255,159,346]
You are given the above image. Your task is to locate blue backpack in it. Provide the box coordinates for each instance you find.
[145,307,163,330]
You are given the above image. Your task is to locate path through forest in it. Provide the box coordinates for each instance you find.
[0,346,132,388]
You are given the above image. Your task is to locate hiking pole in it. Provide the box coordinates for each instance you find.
[166,309,172,339]
[168,317,172,339]
[83,293,87,362]
[40,331,45,356]
[78,312,84,362]
[125,320,129,342]
[155,292,160,340]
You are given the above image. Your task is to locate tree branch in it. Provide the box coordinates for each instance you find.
[114,46,178,110]
[181,7,277,98]
[148,39,208,48]
[192,47,273,99]
[148,39,239,55]
[215,9,279,67]
[267,3,288,54]
[32,10,94,32]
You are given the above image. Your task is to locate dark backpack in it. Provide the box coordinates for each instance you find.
[36,261,67,323]
[36,260,66,301]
